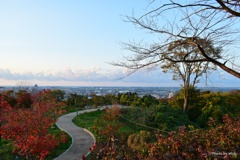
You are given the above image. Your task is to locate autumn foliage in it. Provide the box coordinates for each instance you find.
[95,106,123,139]
[0,90,66,160]
[89,106,240,159]
[89,106,127,159]
[138,115,240,159]
[16,90,33,108]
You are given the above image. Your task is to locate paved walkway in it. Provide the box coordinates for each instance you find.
[54,109,99,160]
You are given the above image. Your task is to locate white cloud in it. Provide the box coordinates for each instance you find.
[0,67,239,87]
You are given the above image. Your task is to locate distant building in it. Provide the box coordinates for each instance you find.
[168,91,174,99]
[0,86,5,92]
[31,84,39,94]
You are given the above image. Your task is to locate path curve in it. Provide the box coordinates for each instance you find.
[54,109,99,160]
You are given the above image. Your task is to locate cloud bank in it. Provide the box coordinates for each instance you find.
[0,68,239,87]
[0,67,175,86]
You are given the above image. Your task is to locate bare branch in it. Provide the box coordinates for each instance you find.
[112,0,240,80]
[216,0,240,16]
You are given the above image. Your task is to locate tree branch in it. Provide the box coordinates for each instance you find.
[216,0,240,17]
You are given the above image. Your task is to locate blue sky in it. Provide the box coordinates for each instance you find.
[0,0,239,87]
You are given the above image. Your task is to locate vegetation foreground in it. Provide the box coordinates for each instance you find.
[1,88,240,159]
[0,90,71,160]
[72,89,240,159]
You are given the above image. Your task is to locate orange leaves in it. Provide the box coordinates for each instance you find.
[89,106,128,159]
[103,106,122,121]
[96,106,124,139]
[16,91,33,108]
[137,114,240,159]
[0,95,12,112]
[90,112,240,159]
[0,90,66,159]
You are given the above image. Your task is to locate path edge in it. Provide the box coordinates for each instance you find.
[83,128,96,157]
[53,110,97,159]
[53,119,74,160]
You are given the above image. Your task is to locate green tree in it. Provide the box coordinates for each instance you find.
[51,89,65,102]
[1,90,17,107]
[141,94,159,108]
[120,94,128,106]
[91,94,104,107]
[67,93,89,109]
[104,94,118,105]
[197,91,240,127]
[131,94,142,107]
[169,86,202,117]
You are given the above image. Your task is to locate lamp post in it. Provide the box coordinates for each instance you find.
[76,106,78,116]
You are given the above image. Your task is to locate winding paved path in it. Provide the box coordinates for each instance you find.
[54,109,98,160]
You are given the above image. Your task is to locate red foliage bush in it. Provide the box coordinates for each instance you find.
[0,90,66,160]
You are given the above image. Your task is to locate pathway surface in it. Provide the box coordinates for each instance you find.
[54,109,99,160]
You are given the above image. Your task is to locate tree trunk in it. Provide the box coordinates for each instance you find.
[183,88,189,113]
[183,71,190,113]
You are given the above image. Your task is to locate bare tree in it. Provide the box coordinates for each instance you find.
[161,38,221,112]
[16,81,32,91]
[111,0,240,79]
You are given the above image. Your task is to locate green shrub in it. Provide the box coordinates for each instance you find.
[197,91,240,127]
[124,105,198,131]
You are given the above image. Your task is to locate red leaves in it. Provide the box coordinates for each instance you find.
[89,143,97,152]
[82,154,86,160]
[96,106,124,139]
[0,90,66,159]
[16,91,33,108]
[138,114,240,159]
[89,111,240,159]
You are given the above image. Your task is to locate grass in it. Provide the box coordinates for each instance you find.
[72,109,105,133]
[45,124,72,160]
[72,108,153,160]
[0,139,16,160]
[72,109,149,137]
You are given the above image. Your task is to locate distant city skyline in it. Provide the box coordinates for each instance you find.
[0,1,239,87]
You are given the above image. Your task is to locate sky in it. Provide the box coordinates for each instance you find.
[0,0,239,87]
